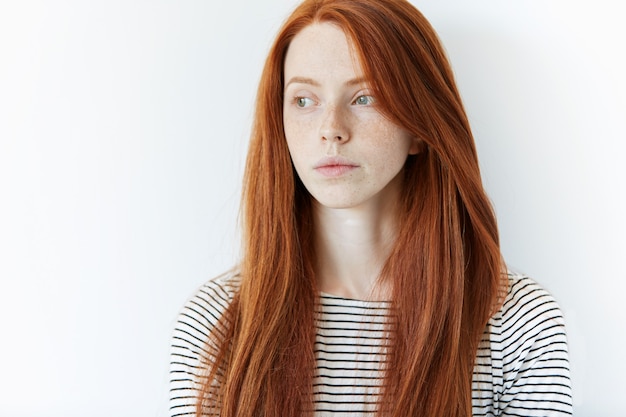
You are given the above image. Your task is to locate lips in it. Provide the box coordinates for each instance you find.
[314,156,359,177]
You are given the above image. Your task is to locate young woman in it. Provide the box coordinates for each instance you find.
[170,0,573,416]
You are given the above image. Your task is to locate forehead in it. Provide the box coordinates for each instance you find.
[283,22,365,81]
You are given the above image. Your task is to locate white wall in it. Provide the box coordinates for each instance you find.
[0,1,623,416]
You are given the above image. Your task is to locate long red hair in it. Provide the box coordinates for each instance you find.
[198,0,505,416]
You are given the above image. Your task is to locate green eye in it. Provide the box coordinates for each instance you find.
[354,95,374,105]
[296,97,314,107]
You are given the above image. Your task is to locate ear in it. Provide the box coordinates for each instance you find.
[408,136,425,155]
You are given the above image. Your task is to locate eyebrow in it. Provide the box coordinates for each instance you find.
[284,76,369,90]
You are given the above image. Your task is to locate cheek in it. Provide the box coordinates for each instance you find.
[284,117,316,155]
[369,148,408,180]
[283,117,298,149]
[284,124,299,151]
[363,123,413,164]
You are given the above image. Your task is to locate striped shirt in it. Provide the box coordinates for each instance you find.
[170,271,572,416]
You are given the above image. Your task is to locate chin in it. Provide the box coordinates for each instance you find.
[312,194,368,211]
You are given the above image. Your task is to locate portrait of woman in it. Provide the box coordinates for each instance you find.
[4,0,626,415]
[169,0,572,416]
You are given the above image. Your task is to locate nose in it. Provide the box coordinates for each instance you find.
[319,105,350,143]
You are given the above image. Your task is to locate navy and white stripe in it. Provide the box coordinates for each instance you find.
[170,271,572,416]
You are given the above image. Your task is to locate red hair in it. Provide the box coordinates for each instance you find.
[198,0,505,416]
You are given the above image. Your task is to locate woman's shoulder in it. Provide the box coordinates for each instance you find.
[169,271,241,414]
[179,269,241,327]
[482,270,573,415]
[171,270,241,354]
[496,270,567,332]
[491,270,569,357]
[191,269,242,308]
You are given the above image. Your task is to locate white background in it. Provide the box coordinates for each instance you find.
[0,1,624,416]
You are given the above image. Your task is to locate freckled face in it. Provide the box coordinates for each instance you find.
[283,23,419,210]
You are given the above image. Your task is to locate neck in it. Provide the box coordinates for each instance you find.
[313,193,401,301]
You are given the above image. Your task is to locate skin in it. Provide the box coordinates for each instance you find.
[283,23,421,300]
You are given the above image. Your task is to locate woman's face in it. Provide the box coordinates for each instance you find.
[283,22,419,210]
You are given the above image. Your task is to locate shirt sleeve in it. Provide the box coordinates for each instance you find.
[169,275,237,417]
[496,274,573,416]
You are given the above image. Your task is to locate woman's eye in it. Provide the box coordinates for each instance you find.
[354,95,375,105]
[295,97,314,108]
